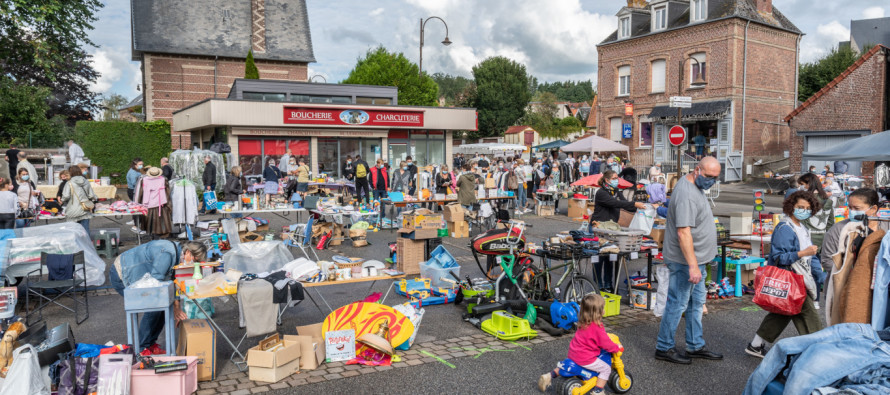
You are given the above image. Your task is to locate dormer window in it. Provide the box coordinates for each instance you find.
[653,6,667,31]
[691,0,707,22]
[619,17,631,39]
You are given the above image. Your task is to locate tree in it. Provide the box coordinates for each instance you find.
[0,76,69,147]
[520,91,584,139]
[431,72,473,106]
[472,56,531,138]
[100,94,130,121]
[342,46,438,106]
[245,50,260,79]
[535,80,595,102]
[798,46,859,102]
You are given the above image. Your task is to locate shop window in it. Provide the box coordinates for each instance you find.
[243,92,285,101]
[691,53,707,86]
[651,60,665,93]
[428,138,445,166]
[238,139,263,176]
[389,143,408,168]
[640,122,653,147]
[289,140,310,161]
[318,139,338,175]
[356,97,392,105]
[238,138,310,176]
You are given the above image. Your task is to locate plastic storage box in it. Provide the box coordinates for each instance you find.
[131,356,198,395]
[601,291,622,317]
[589,227,645,253]
[420,261,460,289]
[429,245,458,269]
[124,282,175,310]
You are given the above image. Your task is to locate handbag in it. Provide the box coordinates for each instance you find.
[58,354,99,395]
[69,183,94,211]
[752,265,807,316]
[790,258,818,300]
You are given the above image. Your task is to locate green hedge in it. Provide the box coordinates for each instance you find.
[74,120,172,184]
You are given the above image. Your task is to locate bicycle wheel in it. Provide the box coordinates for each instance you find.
[512,263,551,301]
[561,275,599,303]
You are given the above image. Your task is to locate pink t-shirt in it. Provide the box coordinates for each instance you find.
[567,322,620,366]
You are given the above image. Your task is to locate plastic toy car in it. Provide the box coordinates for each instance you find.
[553,334,632,394]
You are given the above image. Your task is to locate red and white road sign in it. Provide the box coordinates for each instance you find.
[668,125,687,146]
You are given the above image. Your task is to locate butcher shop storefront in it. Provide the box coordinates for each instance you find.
[172,99,477,177]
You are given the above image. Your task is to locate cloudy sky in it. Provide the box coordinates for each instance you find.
[89,0,889,101]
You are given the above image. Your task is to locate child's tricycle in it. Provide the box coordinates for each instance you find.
[552,334,633,394]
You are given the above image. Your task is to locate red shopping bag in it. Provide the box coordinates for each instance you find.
[752,265,806,315]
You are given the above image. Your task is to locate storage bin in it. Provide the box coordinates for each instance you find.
[601,291,621,317]
[419,260,460,289]
[124,282,175,310]
[89,228,121,241]
[589,227,645,253]
[429,245,458,268]
[131,356,198,395]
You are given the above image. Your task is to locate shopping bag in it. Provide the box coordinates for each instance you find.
[752,265,806,315]
[653,264,670,318]
[628,205,656,234]
[203,190,218,211]
[0,345,49,395]
[58,354,100,395]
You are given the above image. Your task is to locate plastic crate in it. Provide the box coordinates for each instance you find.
[717,229,731,244]
[420,261,461,289]
[131,356,198,395]
[429,245,458,268]
[601,291,621,317]
[124,282,175,310]
[589,227,645,253]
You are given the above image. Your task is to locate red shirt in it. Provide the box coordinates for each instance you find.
[567,322,620,366]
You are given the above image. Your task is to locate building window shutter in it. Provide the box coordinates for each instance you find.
[651,60,665,93]
[610,117,622,142]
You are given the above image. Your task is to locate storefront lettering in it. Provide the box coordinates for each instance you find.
[283,106,424,127]
[288,111,335,121]
[234,129,380,137]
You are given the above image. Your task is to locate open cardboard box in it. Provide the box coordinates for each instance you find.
[294,323,327,370]
[246,334,302,383]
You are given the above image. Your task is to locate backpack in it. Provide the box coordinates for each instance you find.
[506,170,518,190]
[355,162,368,179]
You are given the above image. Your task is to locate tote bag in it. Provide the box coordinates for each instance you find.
[752,265,807,316]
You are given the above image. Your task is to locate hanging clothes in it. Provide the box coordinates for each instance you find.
[825,221,867,325]
[136,175,173,236]
[172,179,199,225]
[875,163,890,188]
[872,231,890,330]
[840,228,885,323]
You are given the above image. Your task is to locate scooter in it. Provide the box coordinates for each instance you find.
[552,333,633,394]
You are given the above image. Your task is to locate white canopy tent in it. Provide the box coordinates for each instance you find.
[560,135,630,156]
[454,143,527,157]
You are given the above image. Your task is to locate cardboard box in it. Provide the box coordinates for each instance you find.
[176,319,217,381]
[447,221,469,238]
[294,323,327,370]
[567,199,588,219]
[649,228,665,248]
[618,209,634,228]
[536,205,555,216]
[630,284,652,309]
[485,177,496,189]
[401,208,444,229]
[398,228,439,240]
[442,204,465,222]
[397,238,425,275]
[730,212,753,236]
[246,334,302,383]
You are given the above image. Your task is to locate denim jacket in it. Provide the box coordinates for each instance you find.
[873,231,890,330]
[120,240,181,286]
[768,221,803,268]
[743,323,890,395]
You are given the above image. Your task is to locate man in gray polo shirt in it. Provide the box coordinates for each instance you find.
[655,156,724,364]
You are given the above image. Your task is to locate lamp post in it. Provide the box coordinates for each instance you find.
[675,56,707,176]
[419,16,452,77]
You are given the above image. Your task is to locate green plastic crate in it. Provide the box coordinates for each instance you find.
[601,291,622,317]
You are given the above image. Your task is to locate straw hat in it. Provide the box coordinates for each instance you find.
[146,166,162,177]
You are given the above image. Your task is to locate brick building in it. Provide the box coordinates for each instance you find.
[784,45,890,176]
[130,0,315,148]
[596,0,801,181]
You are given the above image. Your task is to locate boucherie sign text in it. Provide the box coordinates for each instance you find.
[283,107,424,127]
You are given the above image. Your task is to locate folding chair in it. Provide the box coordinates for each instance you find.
[284,215,319,261]
[704,181,721,208]
[25,251,89,325]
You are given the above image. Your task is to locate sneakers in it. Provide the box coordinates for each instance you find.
[140,343,165,356]
[537,373,551,392]
[814,301,821,310]
[745,342,767,358]
[126,220,135,225]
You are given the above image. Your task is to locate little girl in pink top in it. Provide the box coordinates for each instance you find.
[538,293,622,393]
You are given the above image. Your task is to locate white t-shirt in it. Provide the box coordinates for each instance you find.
[786,219,813,264]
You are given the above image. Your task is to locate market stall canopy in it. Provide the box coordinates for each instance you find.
[572,174,633,189]
[560,135,630,155]
[802,130,890,162]
[647,100,731,121]
[531,140,570,150]
[454,143,527,156]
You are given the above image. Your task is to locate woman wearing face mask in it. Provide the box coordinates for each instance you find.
[14,168,39,228]
[822,172,842,205]
[796,173,834,300]
[746,191,823,358]
[127,158,144,201]
[579,155,591,177]
[263,158,283,207]
[590,170,646,224]
[819,188,881,277]
[109,240,207,356]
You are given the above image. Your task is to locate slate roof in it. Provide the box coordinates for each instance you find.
[850,17,890,53]
[118,95,143,111]
[648,99,732,119]
[600,0,801,45]
[130,0,315,62]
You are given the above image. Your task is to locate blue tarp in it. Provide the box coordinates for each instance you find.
[532,140,570,150]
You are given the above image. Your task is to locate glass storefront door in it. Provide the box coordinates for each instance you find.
[238,138,310,176]
[315,139,382,177]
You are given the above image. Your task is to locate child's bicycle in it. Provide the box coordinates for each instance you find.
[552,333,633,394]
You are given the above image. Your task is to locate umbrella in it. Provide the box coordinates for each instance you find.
[572,174,633,189]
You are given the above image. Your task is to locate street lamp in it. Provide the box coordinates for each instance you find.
[674,55,707,177]
[419,16,452,77]
[309,75,327,83]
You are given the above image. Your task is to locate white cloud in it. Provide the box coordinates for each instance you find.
[862,6,885,19]
[369,8,384,17]
[816,20,850,43]
[88,47,141,97]
[800,20,850,63]
[89,50,120,93]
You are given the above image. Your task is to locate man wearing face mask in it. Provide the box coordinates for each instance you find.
[655,156,723,364]
[405,156,418,195]
[343,155,355,181]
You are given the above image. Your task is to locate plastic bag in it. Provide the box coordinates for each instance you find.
[97,354,132,395]
[0,345,49,395]
[392,303,424,350]
[628,205,657,234]
[129,273,162,289]
[4,222,107,286]
[181,297,214,319]
[203,191,218,211]
[350,221,370,230]
[654,264,670,317]
[222,241,294,274]
[195,272,226,295]
[752,265,806,316]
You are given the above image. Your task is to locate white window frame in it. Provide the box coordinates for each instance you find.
[691,0,707,22]
[617,65,631,97]
[653,6,667,31]
[610,117,623,142]
[690,52,707,88]
[650,59,666,93]
[619,17,631,39]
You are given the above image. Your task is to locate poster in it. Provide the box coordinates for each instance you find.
[325,329,356,362]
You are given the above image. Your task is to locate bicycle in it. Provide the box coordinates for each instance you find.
[519,242,600,304]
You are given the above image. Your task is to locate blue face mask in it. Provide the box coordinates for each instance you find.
[21,175,29,181]
[793,208,811,221]
[609,180,619,188]
[849,210,867,222]
[694,174,717,190]
[402,166,407,171]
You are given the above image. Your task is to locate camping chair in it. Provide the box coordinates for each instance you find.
[703,181,721,208]
[284,216,319,261]
[24,251,89,325]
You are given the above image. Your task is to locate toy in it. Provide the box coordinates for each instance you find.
[0,321,26,377]
[480,310,537,341]
[550,302,580,330]
[706,282,719,300]
[395,278,432,297]
[322,302,414,350]
[552,333,632,394]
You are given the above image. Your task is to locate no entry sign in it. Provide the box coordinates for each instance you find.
[668,125,687,146]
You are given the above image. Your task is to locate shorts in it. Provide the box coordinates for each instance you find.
[297,182,308,192]
[264,181,279,194]
[582,358,612,380]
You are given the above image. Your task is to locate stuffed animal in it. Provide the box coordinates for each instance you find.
[0,321,26,377]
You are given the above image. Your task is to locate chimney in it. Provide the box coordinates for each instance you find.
[250,0,266,53]
[755,0,772,14]
[627,0,649,9]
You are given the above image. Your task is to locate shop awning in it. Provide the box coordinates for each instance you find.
[454,143,527,156]
[531,140,569,150]
[560,135,629,154]
[802,130,890,161]
[648,100,732,121]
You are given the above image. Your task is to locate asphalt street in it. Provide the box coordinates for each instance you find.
[24,181,796,394]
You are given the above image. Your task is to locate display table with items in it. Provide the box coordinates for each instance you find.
[36,184,118,200]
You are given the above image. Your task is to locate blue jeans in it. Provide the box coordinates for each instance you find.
[656,261,708,352]
[373,189,388,201]
[656,199,670,218]
[109,268,166,349]
[77,219,90,233]
[516,184,527,208]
